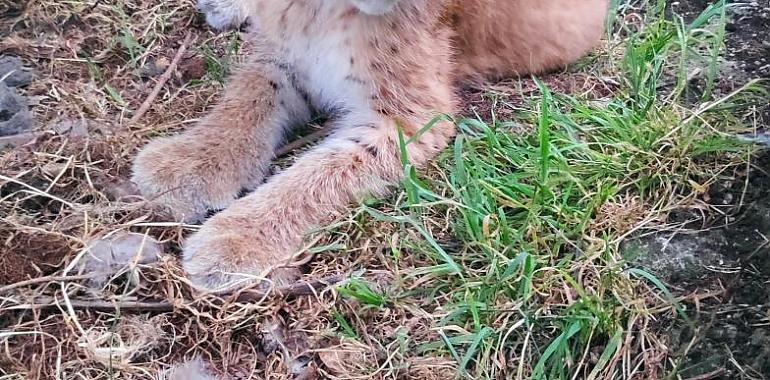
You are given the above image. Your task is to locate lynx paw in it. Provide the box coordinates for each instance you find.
[181,213,295,290]
[131,136,243,223]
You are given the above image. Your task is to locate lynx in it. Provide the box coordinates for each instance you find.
[132,0,609,290]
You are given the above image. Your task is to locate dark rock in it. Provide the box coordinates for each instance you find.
[84,232,164,287]
[624,231,735,285]
[0,84,33,136]
[0,55,34,88]
[135,57,169,79]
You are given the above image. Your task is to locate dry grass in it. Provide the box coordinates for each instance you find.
[0,0,767,379]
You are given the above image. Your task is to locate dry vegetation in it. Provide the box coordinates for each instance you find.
[1,0,768,379]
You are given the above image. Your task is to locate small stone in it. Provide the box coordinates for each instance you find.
[179,54,206,81]
[0,55,34,88]
[0,83,33,137]
[135,56,170,78]
[50,118,89,137]
[84,232,164,286]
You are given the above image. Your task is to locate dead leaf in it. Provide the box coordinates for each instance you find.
[179,54,206,81]
[317,342,372,376]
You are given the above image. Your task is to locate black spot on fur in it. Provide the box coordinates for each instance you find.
[365,145,379,157]
[344,74,366,85]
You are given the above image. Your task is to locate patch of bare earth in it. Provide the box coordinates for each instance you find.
[628,0,770,378]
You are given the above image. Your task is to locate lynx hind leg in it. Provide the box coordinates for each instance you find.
[453,0,609,80]
[131,57,312,223]
[181,113,455,290]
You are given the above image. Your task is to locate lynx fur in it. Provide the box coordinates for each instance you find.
[132,0,609,289]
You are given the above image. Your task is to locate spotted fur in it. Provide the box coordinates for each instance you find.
[132,0,609,290]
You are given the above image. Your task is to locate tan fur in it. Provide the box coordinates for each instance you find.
[451,0,609,81]
[132,0,609,289]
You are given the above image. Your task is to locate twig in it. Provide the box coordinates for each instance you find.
[231,273,345,302]
[683,368,725,380]
[128,33,194,125]
[87,0,104,12]
[275,126,331,157]
[0,131,45,148]
[6,274,345,312]
[5,297,176,312]
[0,173,75,208]
[0,274,91,294]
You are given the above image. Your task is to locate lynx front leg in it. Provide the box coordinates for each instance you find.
[182,114,455,289]
[131,58,312,222]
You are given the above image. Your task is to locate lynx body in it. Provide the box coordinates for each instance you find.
[132,0,609,289]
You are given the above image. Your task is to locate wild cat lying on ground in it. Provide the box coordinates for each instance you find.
[132,0,609,291]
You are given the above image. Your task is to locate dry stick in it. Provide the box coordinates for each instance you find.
[6,274,345,312]
[0,131,45,148]
[0,274,92,294]
[275,126,331,157]
[231,273,345,302]
[128,32,194,126]
[6,297,176,312]
[685,368,726,380]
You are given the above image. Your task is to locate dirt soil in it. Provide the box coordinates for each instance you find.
[630,153,770,378]
[0,231,72,284]
[630,0,770,378]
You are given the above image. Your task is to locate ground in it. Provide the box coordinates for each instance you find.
[634,1,770,378]
[0,0,769,379]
